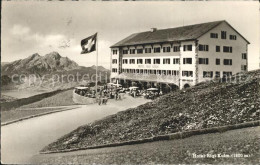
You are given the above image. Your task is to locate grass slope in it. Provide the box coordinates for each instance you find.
[1,89,77,123]
[1,89,74,110]
[20,89,76,108]
[33,127,260,164]
[41,70,260,152]
[0,95,17,103]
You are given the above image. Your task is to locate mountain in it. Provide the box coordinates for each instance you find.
[1,52,79,76]
[90,65,108,72]
[1,62,10,67]
[1,52,110,90]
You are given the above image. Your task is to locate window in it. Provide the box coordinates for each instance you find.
[199,44,209,51]
[199,58,209,65]
[223,72,232,77]
[153,59,160,64]
[150,70,156,74]
[242,53,247,59]
[129,59,135,64]
[156,70,161,75]
[112,50,118,55]
[145,48,152,53]
[173,46,180,52]
[223,46,232,53]
[144,69,148,74]
[223,59,232,65]
[163,58,170,64]
[140,69,143,74]
[137,49,143,54]
[112,68,117,73]
[229,35,237,40]
[136,69,139,73]
[173,58,180,64]
[123,50,128,54]
[130,49,135,54]
[122,59,128,64]
[183,45,192,51]
[221,31,227,39]
[137,59,143,64]
[215,71,220,78]
[167,70,172,75]
[154,47,161,53]
[130,69,135,73]
[183,58,192,64]
[216,46,220,52]
[216,58,220,65]
[160,70,166,75]
[203,71,213,78]
[182,71,193,77]
[210,33,218,38]
[172,70,179,76]
[112,59,117,64]
[163,46,171,52]
[145,59,151,64]
[241,65,247,71]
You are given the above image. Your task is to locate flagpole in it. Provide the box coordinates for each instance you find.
[96,33,98,95]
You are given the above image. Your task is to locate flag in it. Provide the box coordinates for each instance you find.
[81,33,97,54]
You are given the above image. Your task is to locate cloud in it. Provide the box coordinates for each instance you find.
[33,33,69,49]
[10,24,74,50]
[10,24,30,35]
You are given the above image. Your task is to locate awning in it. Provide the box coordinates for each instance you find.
[114,73,179,85]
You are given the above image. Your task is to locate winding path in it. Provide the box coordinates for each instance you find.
[1,95,149,164]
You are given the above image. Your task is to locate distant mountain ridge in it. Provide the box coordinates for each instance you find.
[1,52,110,90]
[2,52,79,76]
[90,65,108,72]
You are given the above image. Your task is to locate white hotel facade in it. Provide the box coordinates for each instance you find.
[110,20,249,91]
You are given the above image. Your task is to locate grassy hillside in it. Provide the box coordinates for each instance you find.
[0,95,17,103]
[1,88,75,110]
[41,70,260,152]
[20,89,76,108]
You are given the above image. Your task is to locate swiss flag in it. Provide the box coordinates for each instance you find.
[81,33,97,54]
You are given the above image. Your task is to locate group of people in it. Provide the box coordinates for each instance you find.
[128,88,163,99]
[74,88,96,98]
[143,90,162,100]
[97,88,122,105]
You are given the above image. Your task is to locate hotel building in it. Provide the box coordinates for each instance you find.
[110,20,249,91]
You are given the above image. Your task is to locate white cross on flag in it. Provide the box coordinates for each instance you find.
[81,33,97,54]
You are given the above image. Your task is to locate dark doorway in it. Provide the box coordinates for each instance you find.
[184,84,190,89]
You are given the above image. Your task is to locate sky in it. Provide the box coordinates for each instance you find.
[1,1,259,70]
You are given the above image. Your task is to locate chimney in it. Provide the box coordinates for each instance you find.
[151,28,157,32]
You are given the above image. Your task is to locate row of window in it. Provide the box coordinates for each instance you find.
[120,69,180,76]
[112,68,239,78]
[121,58,180,65]
[113,45,236,55]
[115,68,193,78]
[199,58,232,66]
[203,71,233,78]
[210,31,237,40]
[119,46,182,55]
[199,45,233,53]
[117,58,235,65]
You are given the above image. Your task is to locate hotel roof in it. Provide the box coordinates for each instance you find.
[111,20,249,48]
